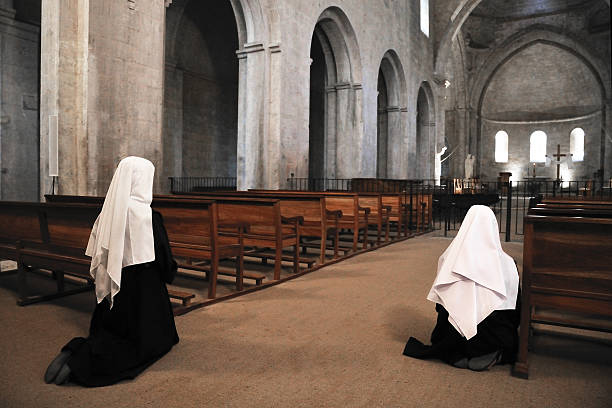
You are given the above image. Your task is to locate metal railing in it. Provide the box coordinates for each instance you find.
[171,176,612,241]
[169,177,236,193]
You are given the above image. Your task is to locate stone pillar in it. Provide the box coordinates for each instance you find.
[603,100,611,182]
[386,106,402,178]
[399,107,410,179]
[335,83,351,179]
[266,43,282,189]
[455,107,469,177]
[377,107,388,178]
[353,83,364,177]
[236,43,265,190]
[162,59,183,184]
[325,86,337,179]
[428,122,437,179]
[40,0,88,199]
[40,0,167,197]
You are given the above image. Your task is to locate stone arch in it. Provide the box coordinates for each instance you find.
[416,81,436,179]
[308,6,364,182]
[377,50,408,178]
[163,0,270,190]
[470,25,610,179]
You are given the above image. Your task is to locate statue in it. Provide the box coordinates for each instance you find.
[464,154,475,179]
[434,146,447,186]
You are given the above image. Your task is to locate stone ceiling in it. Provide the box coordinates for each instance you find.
[471,0,600,19]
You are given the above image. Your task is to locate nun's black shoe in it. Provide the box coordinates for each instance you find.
[451,357,468,369]
[44,351,71,384]
[467,351,502,372]
[54,364,71,385]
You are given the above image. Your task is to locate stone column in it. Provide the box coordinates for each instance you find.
[162,59,183,184]
[603,100,611,182]
[353,83,364,177]
[40,0,167,197]
[325,86,337,179]
[335,82,351,179]
[266,43,282,189]
[428,122,437,179]
[386,106,402,178]
[236,42,265,190]
[455,107,469,177]
[40,0,88,198]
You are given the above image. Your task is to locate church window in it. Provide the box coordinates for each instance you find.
[570,127,584,161]
[530,130,547,163]
[420,0,429,37]
[494,130,508,163]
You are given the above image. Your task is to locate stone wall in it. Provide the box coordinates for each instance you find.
[0,2,39,201]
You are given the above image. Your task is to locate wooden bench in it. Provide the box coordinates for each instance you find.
[173,191,342,265]
[44,195,250,299]
[4,201,198,306]
[249,190,370,252]
[382,193,409,238]
[358,193,391,245]
[513,209,612,379]
[159,194,300,280]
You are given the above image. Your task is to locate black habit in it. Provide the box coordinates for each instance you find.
[62,210,179,387]
[403,291,520,366]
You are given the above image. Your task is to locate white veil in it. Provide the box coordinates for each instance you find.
[85,156,156,307]
[427,205,519,339]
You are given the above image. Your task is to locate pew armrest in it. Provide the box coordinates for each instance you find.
[358,206,371,215]
[326,209,343,220]
[219,221,250,233]
[282,216,304,226]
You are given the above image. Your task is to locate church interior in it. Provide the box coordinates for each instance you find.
[1,0,611,406]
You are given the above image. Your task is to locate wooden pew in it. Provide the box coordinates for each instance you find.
[357,193,391,245]
[3,201,200,305]
[0,201,45,263]
[249,190,370,252]
[382,193,409,238]
[1,202,99,305]
[43,195,250,299]
[157,194,299,280]
[513,209,612,379]
[174,191,342,265]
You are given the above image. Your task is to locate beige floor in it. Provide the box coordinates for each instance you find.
[1,235,611,408]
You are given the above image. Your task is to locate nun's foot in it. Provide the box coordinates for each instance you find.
[452,357,468,369]
[467,351,502,372]
[44,351,71,384]
[54,364,71,385]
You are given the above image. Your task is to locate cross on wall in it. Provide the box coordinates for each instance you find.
[546,144,572,181]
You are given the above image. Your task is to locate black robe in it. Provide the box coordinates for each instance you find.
[62,210,179,387]
[403,290,520,366]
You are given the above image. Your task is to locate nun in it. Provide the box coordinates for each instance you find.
[403,205,520,371]
[44,156,179,386]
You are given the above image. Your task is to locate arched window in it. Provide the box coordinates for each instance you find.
[570,127,584,161]
[530,130,547,163]
[494,130,508,163]
[420,0,429,37]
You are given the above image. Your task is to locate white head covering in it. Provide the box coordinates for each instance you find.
[427,205,519,340]
[85,156,156,307]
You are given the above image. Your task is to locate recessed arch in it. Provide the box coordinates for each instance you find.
[376,50,407,178]
[416,81,436,179]
[163,0,270,190]
[308,6,364,182]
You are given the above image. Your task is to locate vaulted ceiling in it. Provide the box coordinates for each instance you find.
[471,0,602,19]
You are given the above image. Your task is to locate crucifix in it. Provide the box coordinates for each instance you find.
[546,144,570,181]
